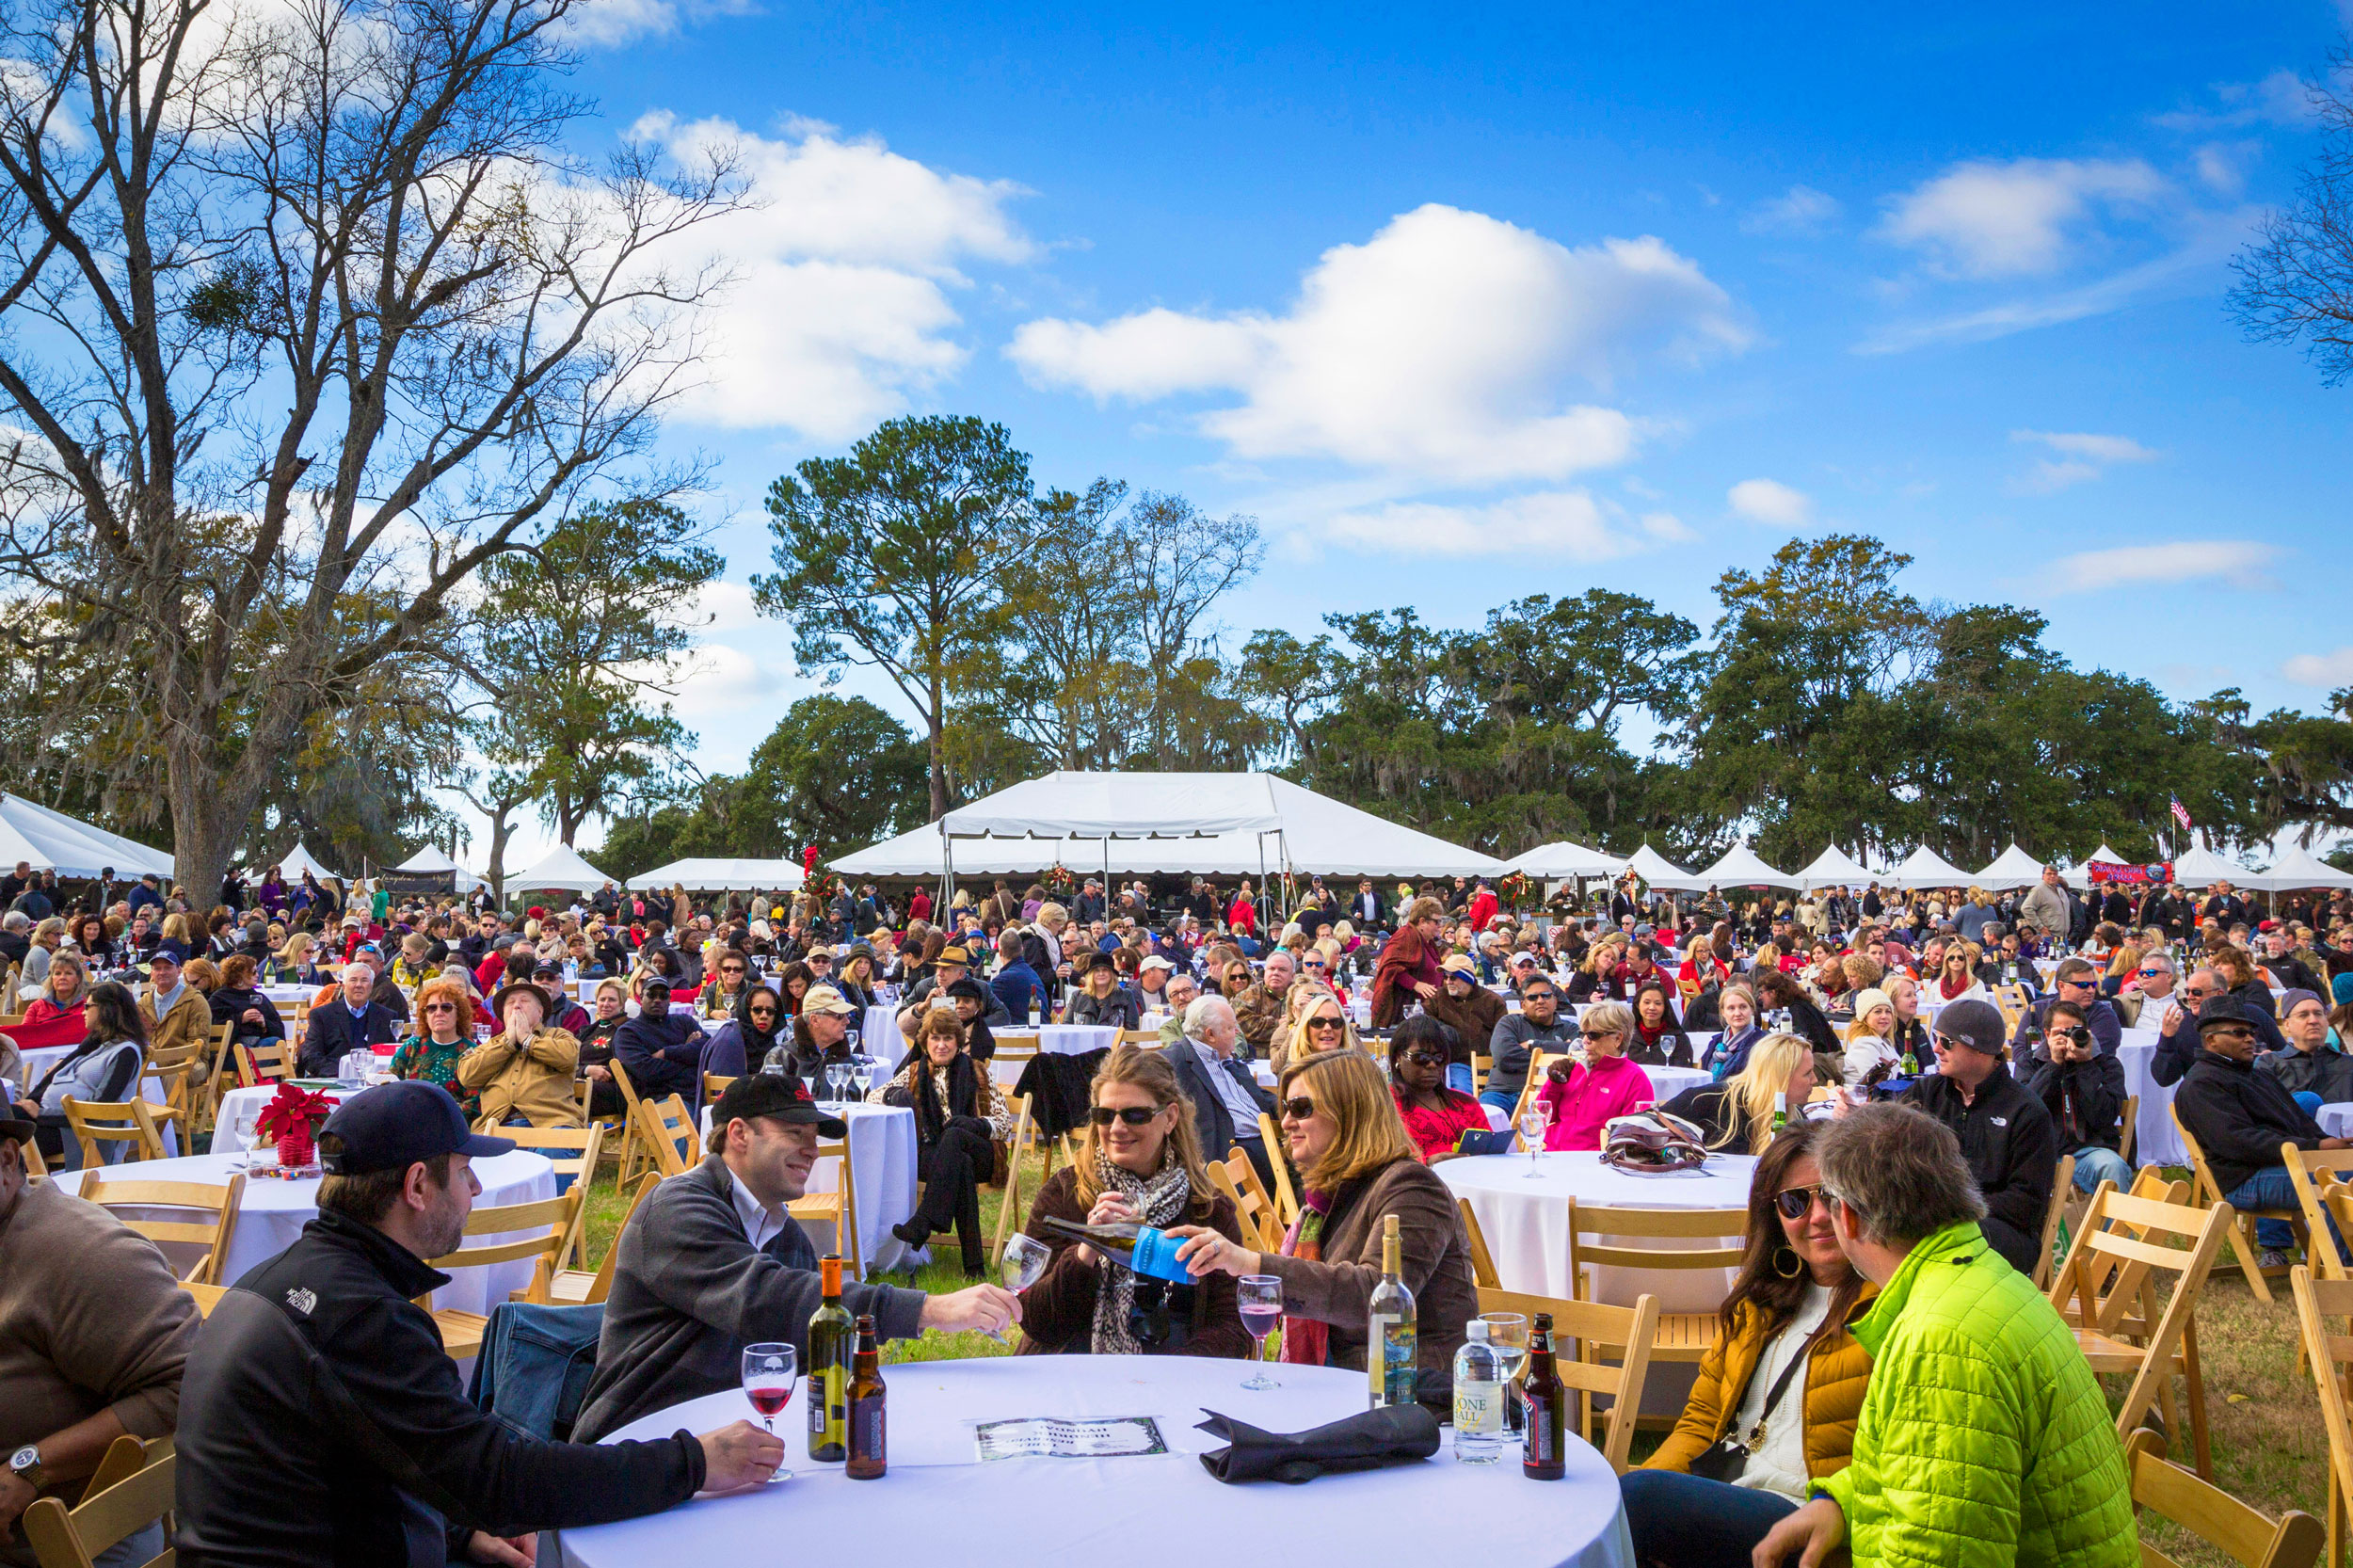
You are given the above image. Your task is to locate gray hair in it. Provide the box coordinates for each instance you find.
[1,912,24,932]
[344,961,376,984]
[1164,971,1200,1000]
[1816,1103,1985,1248]
[1262,951,1295,977]
[1185,995,1236,1036]
[2139,952,2175,975]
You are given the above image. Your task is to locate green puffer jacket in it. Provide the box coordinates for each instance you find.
[1819,1221,2137,1568]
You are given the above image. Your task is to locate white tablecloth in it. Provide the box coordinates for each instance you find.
[259,984,315,1006]
[563,1359,1632,1568]
[56,1147,554,1312]
[2320,1103,2353,1141]
[699,1100,920,1274]
[1642,1064,1713,1102]
[2115,1030,2185,1167]
[859,1005,900,1057]
[1038,1024,1121,1055]
[213,1084,358,1153]
[13,1043,179,1157]
[1436,1152,1757,1305]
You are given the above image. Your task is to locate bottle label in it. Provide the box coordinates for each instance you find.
[1383,1319,1417,1408]
[1523,1390,1558,1464]
[851,1396,886,1469]
[1369,1314,1397,1403]
[1454,1382,1502,1436]
[808,1363,845,1447]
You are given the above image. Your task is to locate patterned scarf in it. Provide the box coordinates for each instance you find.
[1278,1187,1337,1366]
[1089,1155,1192,1355]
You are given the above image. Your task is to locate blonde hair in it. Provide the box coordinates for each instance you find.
[1037,903,1068,931]
[1070,1046,1218,1222]
[1580,999,1633,1039]
[278,932,315,967]
[1276,985,1358,1073]
[1277,1048,1417,1192]
[1718,1032,1814,1153]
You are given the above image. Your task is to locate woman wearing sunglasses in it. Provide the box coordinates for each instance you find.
[1169,1048,1478,1395]
[1272,988,1357,1077]
[697,984,787,1081]
[1618,1121,1874,1566]
[1659,1033,1818,1154]
[1538,999,1656,1151]
[1016,1045,1251,1357]
[389,975,482,1121]
[1386,1016,1489,1163]
[572,978,630,1116]
[872,1007,1014,1275]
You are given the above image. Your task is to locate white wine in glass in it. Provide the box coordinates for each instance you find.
[1518,1107,1550,1176]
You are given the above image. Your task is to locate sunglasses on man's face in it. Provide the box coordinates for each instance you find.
[1279,1096,1322,1122]
[1523,991,1558,1005]
[1089,1105,1164,1127]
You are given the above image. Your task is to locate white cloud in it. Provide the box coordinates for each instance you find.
[1879,157,2166,278]
[1742,184,1841,235]
[1321,491,1692,558]
[1007,203,1748,485]
[2153,70,2311,132]
[560,0,757,47]
[631,112,1034,439]
[690,580,764,633]
[2006,429,2160,493]
[618,644,793,721]
[2192,141,2257,197]
[1727,477,1811,526]
[2284,648,2353,686]
[2046,540,2281,593]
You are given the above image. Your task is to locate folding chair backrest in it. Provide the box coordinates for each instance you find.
[2293,1264,2353,1568]
[77,1170,245,1286]
[634,1093,695,1178]
[2287,1150,2353,1281]
[1471,1283,1659,1474]
[235,1038,296,1088]
[2125,1429,2322,1568]
[2119,1092,2138,1163]
[1567,1202,1747,1292]
[1204,1157,1280,1255]
[61,1096,165,1168]
[1254,1112,1299,1226]
[424,1186,582,1300]
[19,1443,175,1568]
[703,1073,735,1103]
[1457,1197,1502,1289]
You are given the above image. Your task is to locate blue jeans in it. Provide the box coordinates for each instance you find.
[1620,1467,1800,1567]
[2070,1145,2134,1195]
[1447,1064,1474,1095]
[1479,1089,1517,1114]
[2225,1166,2345,1256]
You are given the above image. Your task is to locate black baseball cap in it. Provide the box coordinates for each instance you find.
[319,1081,513,1175]
[711,1073,847,1139]
[1931,998,2006,1056]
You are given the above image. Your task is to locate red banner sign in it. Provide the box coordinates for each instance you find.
[2086,860,2173,886]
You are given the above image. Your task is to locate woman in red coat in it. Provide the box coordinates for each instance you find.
[1226,880,1257,938]
[1369,896,1446,1028]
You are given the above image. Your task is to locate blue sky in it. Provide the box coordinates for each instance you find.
[490,0,2353,860]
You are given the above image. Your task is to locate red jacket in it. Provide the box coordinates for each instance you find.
[1392,1085,1491,1162]
[1227,897,1256,936]
[1466,890,1498,932]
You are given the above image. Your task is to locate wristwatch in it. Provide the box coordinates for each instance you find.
[8,1444,40,1489]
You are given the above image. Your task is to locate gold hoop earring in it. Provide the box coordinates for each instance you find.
[1773,1247,1805,1279]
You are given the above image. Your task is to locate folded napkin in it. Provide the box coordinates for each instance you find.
[1194,1404,1440,1484]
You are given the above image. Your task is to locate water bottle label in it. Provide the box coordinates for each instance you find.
[1454,1383,1502,1435]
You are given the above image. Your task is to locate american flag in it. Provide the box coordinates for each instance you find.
[2169,795,2193,832]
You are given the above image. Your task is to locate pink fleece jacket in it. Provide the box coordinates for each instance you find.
[1539,1052,1657,1151]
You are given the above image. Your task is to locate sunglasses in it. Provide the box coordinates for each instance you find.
[1579,1028,1619,1042]
[1522,991,1558,1004]
[1400,1048,1446,1065]
[1773,1185,1831,1221]
[1090,1104,1164,1127]
[749,1005,778,1017]
[423,1001,457,1013]
[1279,1096,1321,1121]
[1307,1016,1345,1031]
[2137,968,2167,978]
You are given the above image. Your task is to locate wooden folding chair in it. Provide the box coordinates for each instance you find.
[233,1038,298,1089]
[138,1044,201,1153]
[183,1281,228,1317]
[2286,1148,2353,1283]
[1255,1111,1300,1228]
[75,1435,160,1509]
[548,1170,661,1305]
[20,1441,175,1568]
[2174,1104,2300,1303]
[2120,1092,2138,1164]
[78,1169,245,1285]
[494,1122,606,1271]
[1204,1154,1283,1254]
[2046,1179,2233,1479]
[631,1093,696,1180]
[2033,1154,2075,1292]
[2293,1264,2353,1568]
[200,1020,237,1131]
[789,1134,862,1280]
[419,1185,585,1359]
[1472,1052,1493,1094]
[2124,1428,2322,1568]
[1509,1051,1571,1132]
[1567,1200,1747,1383]
[60,1096,166,1168]
[703,1072,735,1103]
[607,1056,651,1185]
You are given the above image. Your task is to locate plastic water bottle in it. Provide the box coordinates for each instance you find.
[1452,1320,1507,1464]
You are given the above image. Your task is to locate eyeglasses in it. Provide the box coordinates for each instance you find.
[749,1005,778,1018]
[423,1001,457,1013]
[1307,1016,1344,1031]
[1279,1096,1321,1121]
[1400,1048,1446,1065]
[1089,1105,1164,1127]
[1773,1185,1831,1221]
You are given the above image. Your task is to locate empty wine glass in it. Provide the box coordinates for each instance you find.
[1518,1104,1550,1176]
[232,1102,261,1153]
[851,1056,874,1098]
[986,1232,1050,1344]
[1239,1275,1282,1389]
[824,1062,847,1108]
[740,1342,796,1481]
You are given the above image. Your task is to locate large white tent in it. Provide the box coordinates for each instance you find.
[2061,842,2130,890]
[833,772,1500,879]
[1621,842,1708,891]
[2246,843,2353,891]
[1885,844,1974,889]
[1506,840,1623,878]
[1975,842,2045,890]
[266,840,339,882]
[2169,844,2255,888]
[626,857,808,892]
[505,843,615,894]
[0,794,173,879]
[1793,845,1876,891]
[392,846,489,893]
[1694,841,1794,888]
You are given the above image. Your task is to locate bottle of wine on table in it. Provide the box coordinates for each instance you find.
[807,1254,853,1463]
[1367,1212,1417,1410]
[1521,1311,1564,1480]
[846,1314,886,1480]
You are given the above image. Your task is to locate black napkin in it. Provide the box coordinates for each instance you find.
[1194,1403,1441,1484]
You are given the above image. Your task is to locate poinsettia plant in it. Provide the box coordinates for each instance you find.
[255,1083,336,1170]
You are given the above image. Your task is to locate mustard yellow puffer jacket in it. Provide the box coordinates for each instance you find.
[1641,1285,1877,1481]
[1821,1221,2137,1568]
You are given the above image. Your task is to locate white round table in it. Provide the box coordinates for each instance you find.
[55,1147,553,1313]
[560,1358,1632,1568]
[2320,1103,2353,1141]
[1642,1064,1713,1102]
[213,1083,361,1153]
[1436,1152,1757,1304]
[698,1100,919,1274]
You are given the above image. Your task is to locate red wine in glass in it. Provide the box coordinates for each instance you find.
[747,1387,791,1418]
[741,1341,797,1480]
[1240,1304,1281,1338]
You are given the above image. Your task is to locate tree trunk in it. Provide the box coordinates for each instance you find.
[483,806,517,905]
[927,684,949,823]
[164,749,251,916]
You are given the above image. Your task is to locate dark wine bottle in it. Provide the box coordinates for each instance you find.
[845,1314,886,1480]
[1521,1311,1565,1480]
[807,1254,853,1463]
[1036,1215,1193,1284]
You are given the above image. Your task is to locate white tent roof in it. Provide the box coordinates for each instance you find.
[626,857,808,892]
[1622,842,1708,891]
[2247,843,2353,891]
[2061,842,2130,889]
[267,840,338,882]
[1975,842,2045,890]
[1506,840,1623,878]
[506,843,615,893]
[1886,844,1974,889]
[2169,843,2256,888]
[940,772,1282,840]
[835,774,1499,879]
[1694,841,1794,888]
[0,794,173,880]
[1791,845,1876,891]
[392,846,489,892]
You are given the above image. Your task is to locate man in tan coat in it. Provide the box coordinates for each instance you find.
[139,943,216,1090]
[456,983,582,1128]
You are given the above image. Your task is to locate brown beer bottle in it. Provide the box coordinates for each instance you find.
[845,1313,887,1480]
[1521,1311,1565,1480]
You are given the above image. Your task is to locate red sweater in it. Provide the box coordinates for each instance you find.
[1392,1086,1492,1162]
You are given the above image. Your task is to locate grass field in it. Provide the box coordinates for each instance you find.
[577,1156,2335,1564]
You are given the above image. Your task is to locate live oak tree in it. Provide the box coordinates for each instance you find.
[756,416,1038,821]
[0,0,743,898]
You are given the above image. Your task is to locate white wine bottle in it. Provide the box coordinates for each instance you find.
[1367,1212,1417,1409]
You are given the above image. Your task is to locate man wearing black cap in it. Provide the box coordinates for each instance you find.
[614,977,706,1102]
[576,1074,1019,1442]
[1892,998,2057,1276]
[2175,996,2350,1269]
[175,1081,781,1566]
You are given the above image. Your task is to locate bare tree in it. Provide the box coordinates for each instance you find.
[0,0,744,896]
[2230,56,2353,378]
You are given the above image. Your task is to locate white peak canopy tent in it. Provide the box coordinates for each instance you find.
[1692,841,1793,888]
[505,843,616,895]
[2246,842,2353,891]
[1792,845,1876,892]
[1884,844,1974,890]
[2169,843,2257,888]
[0,793,173,880]
[1506,840,1623,878]
[625,857,808,893]
[1620,842,1708,892]
[392,846,489,894]
[1974,842,2045,891]
[266,840,339,883]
